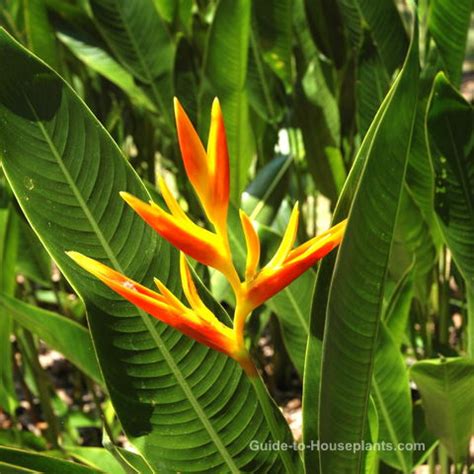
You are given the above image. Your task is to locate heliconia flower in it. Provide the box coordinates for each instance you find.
[68,98,347,376]
[240,210,347,311]
[66,251,255,375]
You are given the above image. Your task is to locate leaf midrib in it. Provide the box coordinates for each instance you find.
[25,95,240,474]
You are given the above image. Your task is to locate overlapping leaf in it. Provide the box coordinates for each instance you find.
[317,26,419,473]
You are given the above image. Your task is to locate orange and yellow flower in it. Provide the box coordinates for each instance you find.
[68,98,346,375]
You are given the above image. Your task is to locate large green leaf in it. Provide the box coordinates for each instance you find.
[317,26,419,472]
[428,0,472,86]
[355,0,409,74]
[336,0,363,50]
[0,446,101,474]
[302,60,400,473]
[89,0,175,126]
[23,0,60,69]
[356,30,390,138]
[384,265,414,347]
[204,0,253,202]
[0,29,300,473]
[253,0,294,88]
[372,324,413,471]
[56,28,156,113]
[427,72,474,356]
[303,0,346,68]
[241,155,291,226]
[410,357,474,462]
[389,188,437,299]
[0,295,102,384]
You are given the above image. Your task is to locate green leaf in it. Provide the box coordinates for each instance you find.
[204,0,253,202]
[0,295,102,385]
[303,0,346,68]
[0,462,38,474]
[152,0,176,23]
[428,0,472,86]
[0,446,101,474]
[317,26,419,472]
[65,447,146,474]
[23,0,60,69]
[356,30,390,137]
[389,189,437,299]
[405,80,436,230]
[410,357,474,462]
[384,265,414,347]
[0,28,299,473]
[241,155,292,226]
[253,0,294,88]
[355,0,409,74]
[372,323,413,471]
[336,0,363,50]
[267,271,314,375]
[302,55,400,473]
[427,72,474,356]
[89,0,175,126]
[57,28,157,113]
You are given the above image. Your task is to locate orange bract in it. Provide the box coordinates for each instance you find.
[68,98,346,375]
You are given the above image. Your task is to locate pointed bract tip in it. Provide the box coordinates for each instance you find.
[119,191,141,207]
[211,97,221,114]
[66,250,80,261]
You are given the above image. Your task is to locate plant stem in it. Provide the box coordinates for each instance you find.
[438,246,450,346]
[439,444,449,474]
[249,375,302,474]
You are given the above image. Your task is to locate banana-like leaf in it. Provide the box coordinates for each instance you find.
[0,29,300,473]
[389,188,437,299]
[56,29,156,113]
[302,57,400,473]
[241,155,292,226]
[89,0,175,127]
[428,72,474,356]
[372,323,413,471]
[405,85,436,229]
[204,0,253,202]
[336,0,363,50]
[253,0,294,88]
[303,0,346,68]
[317,26,419,473]
[355,0,409,74]
[410,357,474,462]
[428,0,472,86]
[0,295,102,385]
[0,446,100,474]
[384,265,414,347]
[356,30,389,138]
[23,0,60,69]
